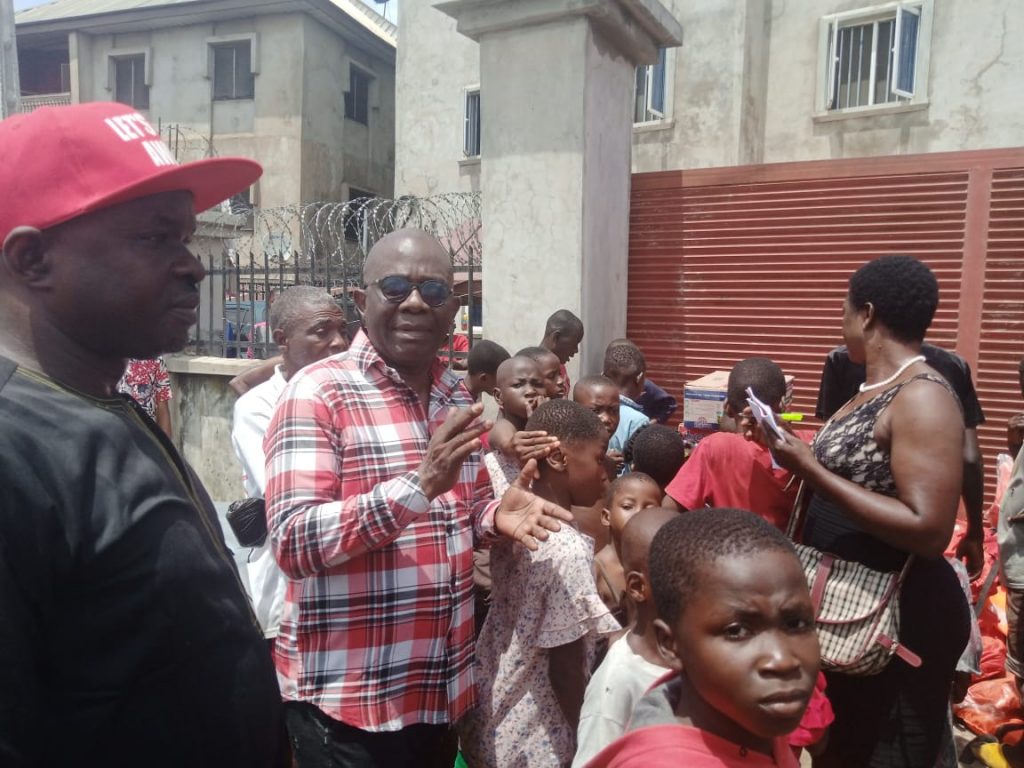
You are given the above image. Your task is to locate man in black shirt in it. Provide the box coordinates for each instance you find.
[816,342,987,576]
[0,103,286,766]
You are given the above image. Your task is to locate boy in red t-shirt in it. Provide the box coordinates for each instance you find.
[664,358,809,530]
[583,508,818,768]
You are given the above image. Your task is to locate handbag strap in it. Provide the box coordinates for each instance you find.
[785,479,808,540]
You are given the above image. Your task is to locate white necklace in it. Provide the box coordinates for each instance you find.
[859,354,926,393]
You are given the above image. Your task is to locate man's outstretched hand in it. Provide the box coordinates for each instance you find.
[418,404,491,500]
[494,459,574,550]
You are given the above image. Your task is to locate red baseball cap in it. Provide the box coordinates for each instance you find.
[0,101,263,244]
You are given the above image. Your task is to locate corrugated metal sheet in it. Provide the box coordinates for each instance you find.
[976,168,1024,503]
[628,151,1024,505]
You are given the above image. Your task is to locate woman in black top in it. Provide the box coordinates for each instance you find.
[761,255,970,767]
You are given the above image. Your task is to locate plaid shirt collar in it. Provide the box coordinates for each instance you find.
[348,329,461,404]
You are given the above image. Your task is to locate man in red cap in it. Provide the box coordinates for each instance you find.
[0,103,286,766]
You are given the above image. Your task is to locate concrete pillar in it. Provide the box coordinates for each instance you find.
[436,0,681,378]
[0,0,19,117]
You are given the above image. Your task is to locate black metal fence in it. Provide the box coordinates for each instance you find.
[185,194,483,362]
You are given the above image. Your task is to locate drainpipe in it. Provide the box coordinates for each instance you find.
[0,0,20,118]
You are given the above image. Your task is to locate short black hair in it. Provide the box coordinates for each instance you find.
[649,508,797,625]
[629,425,687,488]
[268,286,338,333]
[544,309,583,338]
[727,357,786,413]
[604,471,659,506]
[848,255,938,343]
[467,340,510,376]
[516,345,559,364]
[572,374,617,398]
[526,398,606,446]
[604,342,646,375]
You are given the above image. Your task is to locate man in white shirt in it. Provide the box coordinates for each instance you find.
[231,286,348,638]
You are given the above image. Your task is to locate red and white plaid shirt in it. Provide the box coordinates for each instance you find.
[263,331,498,731]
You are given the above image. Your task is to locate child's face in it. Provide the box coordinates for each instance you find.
[606,365,644,402]
[562,436,611,507]
[604,479,662,536]
[536,352,567,398]
[494,358,545,420]
[657,550,819,743]
[574,384,620,437]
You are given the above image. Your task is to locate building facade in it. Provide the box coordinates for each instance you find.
[16,0,397,208]
[395,0,1023,195]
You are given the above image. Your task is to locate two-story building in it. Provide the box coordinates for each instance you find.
[16,0,397,207]
[396,0,1020,191]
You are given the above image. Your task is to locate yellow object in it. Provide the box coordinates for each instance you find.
[779,413,804,422]
[975,740,1011,768]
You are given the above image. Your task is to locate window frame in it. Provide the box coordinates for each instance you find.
[817,0,932,119]
[211,41,255,101]
[345,64,373,126]
[205,34,259,103]
[633,47,674,127]
[106,48,151,110]
[463,85,481,159]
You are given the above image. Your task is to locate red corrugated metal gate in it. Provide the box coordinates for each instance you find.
[628,149,1024,505]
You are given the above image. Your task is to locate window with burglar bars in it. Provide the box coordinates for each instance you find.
[345,66,371,125]
[634,48,667,124]
[464,88,481,158]
[114,55,148,109]
[824,2,923,112]
[213,42,255,101]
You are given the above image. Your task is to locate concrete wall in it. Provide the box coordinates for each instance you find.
[394,0,480,196]
[638,0,1024,171]
[165,356,254,503]
[395,0,1024,183]
[760,0,1024,162]
[300,15,395,201]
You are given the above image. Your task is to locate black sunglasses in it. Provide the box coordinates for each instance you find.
[370,275,452,308]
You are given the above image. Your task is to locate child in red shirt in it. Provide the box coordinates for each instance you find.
[664,358,810,529]
[583,509,819,768]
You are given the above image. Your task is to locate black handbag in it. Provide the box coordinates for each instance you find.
[226,497,268,548]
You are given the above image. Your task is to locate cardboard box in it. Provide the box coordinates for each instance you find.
[682,371,730,432]
[682,370,796,434]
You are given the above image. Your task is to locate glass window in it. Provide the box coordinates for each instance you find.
[213,42,255,101]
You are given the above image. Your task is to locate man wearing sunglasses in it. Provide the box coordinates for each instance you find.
[263,228,574,768]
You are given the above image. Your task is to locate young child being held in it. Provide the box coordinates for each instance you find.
[593,474,663,622]
[485,355,548,497]
[663,358,811,529]
[585,508,819,768]
[574,507,680,767]
[460,400,621,768]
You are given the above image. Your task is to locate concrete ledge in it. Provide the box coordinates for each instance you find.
[633,118,675,134]
[165,355,260,377]
[812,101,929,123]
[437,0,681,64]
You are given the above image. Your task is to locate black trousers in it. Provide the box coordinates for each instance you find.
[284,701,458,768]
